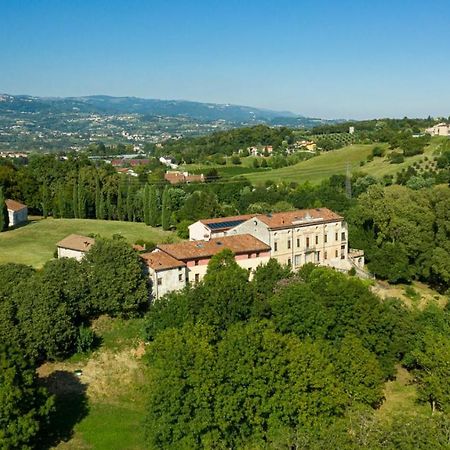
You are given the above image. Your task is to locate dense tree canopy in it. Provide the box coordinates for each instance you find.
[0,345,54,449]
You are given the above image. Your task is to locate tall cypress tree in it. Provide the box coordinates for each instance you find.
[95,176,101,220]
[77,175,86,219]
[41,184,49,218]
[126,181,134,222]
[143,185,150,225]
[57,184,65,218]
[161,186,170,230]
[72,182,79,218]
[149,185,160,227]
[117,182,125,221]
[0,187,9,231]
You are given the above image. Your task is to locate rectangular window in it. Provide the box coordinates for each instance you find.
[274,242,278,252]
[324,251,328,260]
[294,254,301,266]
[194,260,199,266]
[296,238,300,248]
[288,258,292,266]
[157,277,162,286]
[324,234,328,243]
[178,273,183,282]
[195,273,200,283]
[335,249,338,258]
[287,239,291,249]
[341,232,346,241]
[315,235,319,245]
[335,232,339,241]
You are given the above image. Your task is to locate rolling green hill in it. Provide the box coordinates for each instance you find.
[242,144,375,184]
[241,137,445,185]
[0,217,175,268]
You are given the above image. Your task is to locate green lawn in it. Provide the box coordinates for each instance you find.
[0,217,175,268]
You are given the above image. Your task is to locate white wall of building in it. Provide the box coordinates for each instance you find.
[149,266,187,299]
[57,247,86,261]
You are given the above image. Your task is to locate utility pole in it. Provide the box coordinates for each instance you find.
[345,162,352,199]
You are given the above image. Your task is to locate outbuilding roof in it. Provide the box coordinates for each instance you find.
[140,251,186,271]
[158,234,270,261]
[5,199,27,212]
[56,234,95,252]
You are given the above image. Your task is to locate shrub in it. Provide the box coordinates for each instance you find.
[76,324,96,353]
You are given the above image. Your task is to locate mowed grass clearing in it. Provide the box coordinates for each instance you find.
[39,317,150,450]
[0,217,175,268]
[242,144,374,184]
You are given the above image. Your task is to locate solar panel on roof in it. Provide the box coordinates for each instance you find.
[207,219,245,230]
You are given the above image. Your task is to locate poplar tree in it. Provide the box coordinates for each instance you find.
[0,187,9,231]
[143,185,150,225]
[72,183,79,218]
[95,176,101,220]
[117,184,125,221]
[161,186,170,230]
[149,185,160,227]
[126,181,134,222]
[77,175,86,219]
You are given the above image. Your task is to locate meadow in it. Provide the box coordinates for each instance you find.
[242,137,444,185]
[0,217,175,267]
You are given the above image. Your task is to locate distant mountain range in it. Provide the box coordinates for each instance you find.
[0,94,341,151]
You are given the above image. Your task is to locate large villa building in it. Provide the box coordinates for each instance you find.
[55,207,364,300]
[142,208,365,299]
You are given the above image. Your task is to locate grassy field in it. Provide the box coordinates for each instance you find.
[39,316,149,450]
[243,144,374,185]
[0,217,175,268]
[240,137,446,185]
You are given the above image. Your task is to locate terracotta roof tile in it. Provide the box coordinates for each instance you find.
[56,234,95,252]
[256,208,342,229]
[158,234,270,261]
[140,251,186,271]
[5,199,27,212]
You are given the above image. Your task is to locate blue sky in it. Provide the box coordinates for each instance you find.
[1,0,449,119]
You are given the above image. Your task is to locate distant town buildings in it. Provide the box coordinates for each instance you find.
[159,156,179,169]
[426,123,450,137]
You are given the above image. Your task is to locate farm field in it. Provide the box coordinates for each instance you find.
[242,137,445,185]
[242,144,375,184]
[0,217,175,268]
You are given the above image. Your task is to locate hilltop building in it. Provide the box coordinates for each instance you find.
[5,199,28,227]
[145,208,365,299]
[164,171,205,184]
[426,123,450,137]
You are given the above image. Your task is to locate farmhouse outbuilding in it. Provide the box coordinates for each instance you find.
[56,234,95,261]
[5,199,28,227]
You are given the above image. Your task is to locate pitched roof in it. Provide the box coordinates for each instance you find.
[56,234,95,252]
[140,251,186,271]
[256,208,342,229]
[5,199,27,212]
[157,234,270,261]
[199,214,256,231]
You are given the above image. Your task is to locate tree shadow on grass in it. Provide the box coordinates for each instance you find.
[38,370,90,449]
